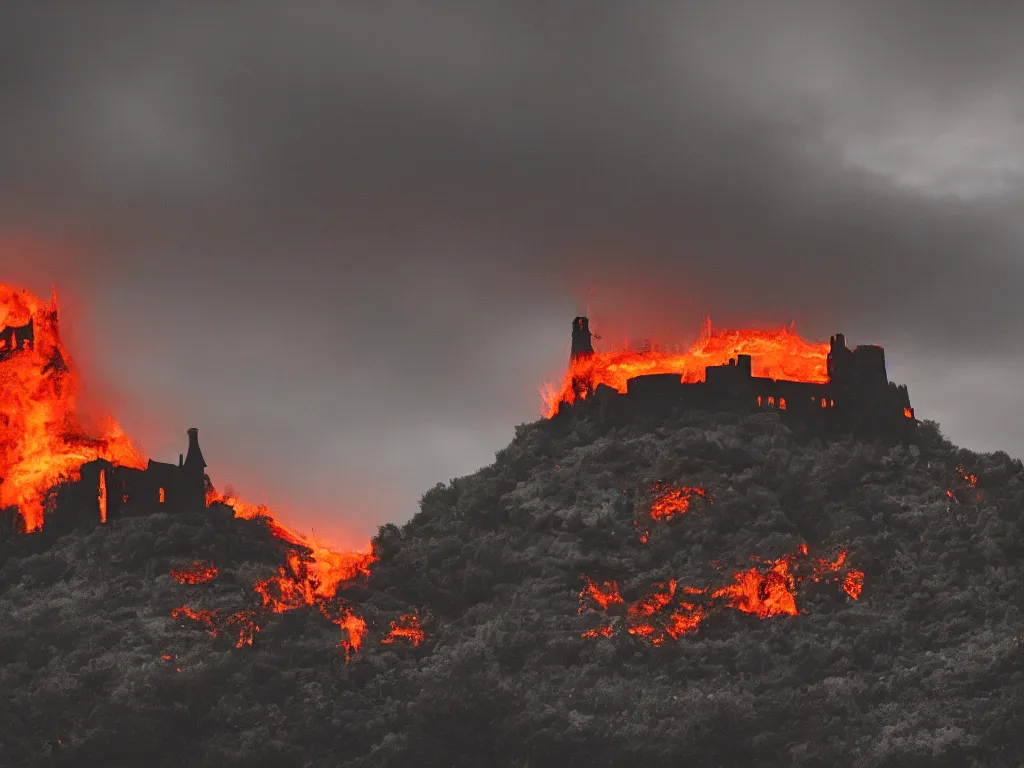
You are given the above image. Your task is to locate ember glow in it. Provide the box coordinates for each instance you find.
[543,317,830,416]
[170,561,219,585]
[252,547,369,658]
[0,284,144,531]
[580,544,864,643]
[578,576,625,613]
[0,282,388,658]
[381,612,425,647]
[636,483,711,542]
[206,486,375,601]
[171,605,261,649]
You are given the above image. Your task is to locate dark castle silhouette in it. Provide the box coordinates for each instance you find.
[0,428,212,541]
[52,429,210,536]
[559,317,916,438]
[0,302,214,540]
[0,315,35,360]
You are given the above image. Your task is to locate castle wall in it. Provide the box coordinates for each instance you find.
[561,319,915,440]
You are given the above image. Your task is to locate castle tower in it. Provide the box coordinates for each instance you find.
[571,316,594,359]
[181,427,208,510]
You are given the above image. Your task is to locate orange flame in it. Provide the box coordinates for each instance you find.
[648,483,708,521]
[580,544,862,643]
[842,570,864,600]
[543,317,830,416]
[0,284,144,531]
[381,612,425,647]
[955,465,979,488]
[249,544,372,658]
[711,558,798,619]
[97,468,107,524]
[578,576,625,613]
[627,580,677,618]
[170,561,219,585]
[636,482,711,542]
[206,486,376,601]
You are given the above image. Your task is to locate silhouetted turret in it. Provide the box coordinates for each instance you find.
[557,317,916,441]
[182,428,208,510]
[571,317,594,359]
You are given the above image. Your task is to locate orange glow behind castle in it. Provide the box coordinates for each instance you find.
[542,317,830,417]
[0,284,144,531]
[0,283,374,603]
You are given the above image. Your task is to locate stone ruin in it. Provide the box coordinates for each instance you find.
[2,428,212,541]
[558,317,916,439]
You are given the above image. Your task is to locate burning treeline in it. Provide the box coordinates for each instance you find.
[0,283,417,659]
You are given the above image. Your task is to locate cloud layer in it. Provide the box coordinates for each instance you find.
[1,3,1022,540]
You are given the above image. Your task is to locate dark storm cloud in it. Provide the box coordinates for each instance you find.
[1,2,1022,539]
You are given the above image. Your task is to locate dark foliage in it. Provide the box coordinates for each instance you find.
[2,414,1024,766]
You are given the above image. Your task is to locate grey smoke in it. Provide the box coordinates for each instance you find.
[1,2,1021,542]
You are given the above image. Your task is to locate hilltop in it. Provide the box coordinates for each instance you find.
[2,410,1024,767]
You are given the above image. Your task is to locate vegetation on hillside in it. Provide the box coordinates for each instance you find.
[2,412,1023,767]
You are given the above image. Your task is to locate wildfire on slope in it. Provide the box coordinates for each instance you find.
[635,482,711,543]
[381,612,425,647]
[252,548,369,659]
[0,281,386,658]
[579,543,865,643]
[170,561,219,585]
[946,464,982,506]
[0,284,144,531]
[206,487,376,601]
[543,317,830,417]
[171,605,260,649]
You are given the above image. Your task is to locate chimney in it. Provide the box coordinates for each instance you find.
[184,427,207,469]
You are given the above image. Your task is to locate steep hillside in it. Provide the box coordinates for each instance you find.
[3,412,1024,767]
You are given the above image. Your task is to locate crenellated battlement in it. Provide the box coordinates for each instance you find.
[557,317,915,439]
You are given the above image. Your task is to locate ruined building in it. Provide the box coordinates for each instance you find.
[42,429,211,537]
[0,314,36,360]
[560,317,916,438]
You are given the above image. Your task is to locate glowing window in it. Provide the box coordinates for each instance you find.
[779,398,787,410]
[768,396,775,406]
[98,470,108,524]
[757,396,763,407]
[821,397,827,408]
[159,487,166,503]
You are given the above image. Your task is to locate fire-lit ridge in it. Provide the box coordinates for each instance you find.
[0,283,144,531]
[206,487,376,601]
[543,317,830,417]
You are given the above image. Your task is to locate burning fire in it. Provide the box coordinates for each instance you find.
[579,544,864,643]
[543,317,830,416]
[946,464,982,505]
[170,561,219,585]
[0,282,388,658]
[381,612,425,647]
[206,486,376,601]
[0,284,144,531]
[636,482,711,542]
[251,548,370,658]
[171,605,260,649]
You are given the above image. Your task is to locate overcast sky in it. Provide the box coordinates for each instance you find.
[2,2,1022,546]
